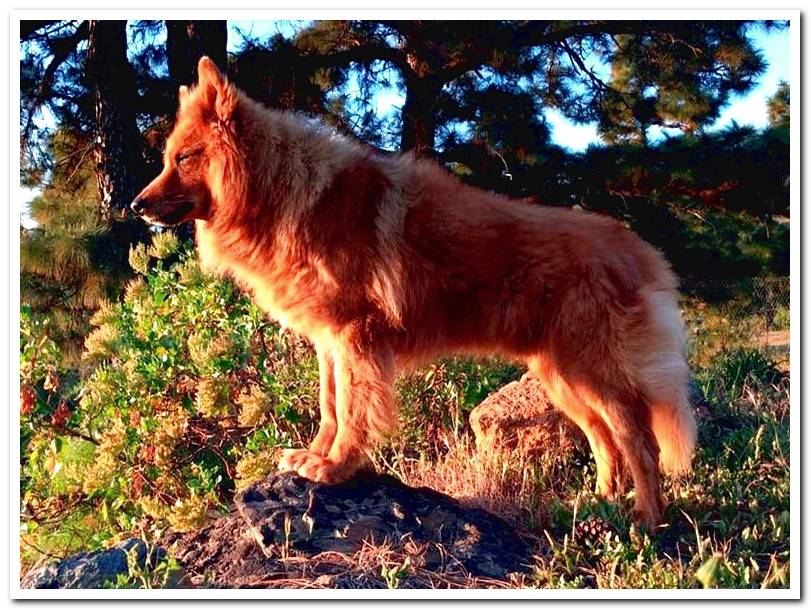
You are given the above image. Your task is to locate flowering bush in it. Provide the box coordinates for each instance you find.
[20,232,318,562]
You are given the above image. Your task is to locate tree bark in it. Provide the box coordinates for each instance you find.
[166,21,228,85]
[400,75,442,157]
[85,20,148,222]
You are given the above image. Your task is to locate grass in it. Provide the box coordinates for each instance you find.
[172,342,790,590]
[20,295,791,590]
[369,302,790,590]
[376,344,789,589]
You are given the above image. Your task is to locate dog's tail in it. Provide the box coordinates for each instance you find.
[636,287,697,475]
[650,394,696,475]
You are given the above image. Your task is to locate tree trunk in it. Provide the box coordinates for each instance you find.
[166,21,228,86]
[85,20,148,223]
[400,75,441,157]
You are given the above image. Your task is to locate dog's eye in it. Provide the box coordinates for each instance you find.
[176,151,199,168]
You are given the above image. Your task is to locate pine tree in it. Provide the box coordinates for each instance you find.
[233,20,771,159]
[20,130,126,363]
[20,20,198,361]
[767,80,790,128]
[592,23,769,145]
[21,20,91,186]
[85,20,149,222]
[166,21,228,86]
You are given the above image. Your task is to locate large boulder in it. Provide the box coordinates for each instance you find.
[469,377,586,459]
[23,472,536,589]
[168,471,534,587]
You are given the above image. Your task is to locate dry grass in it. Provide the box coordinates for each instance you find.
[386,433,583,539]
[210,538,521,589]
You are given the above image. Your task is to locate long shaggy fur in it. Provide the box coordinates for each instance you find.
[134,58,696,528]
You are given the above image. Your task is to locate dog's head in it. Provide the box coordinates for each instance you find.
[131,57,240,226]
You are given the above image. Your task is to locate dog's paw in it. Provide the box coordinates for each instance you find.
[631,505,663,531]
[278,448,310,473]
[297,452,341,483]
[279,449,356,484]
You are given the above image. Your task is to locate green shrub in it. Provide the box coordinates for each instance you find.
[772,305,790,330]
[19,232,791,589]
[395,358,522,455]
[20,233,319,562]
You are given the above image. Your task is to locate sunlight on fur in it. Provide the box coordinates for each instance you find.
[133,56,697,529]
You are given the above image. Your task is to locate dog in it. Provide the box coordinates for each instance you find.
[132,57,696,528]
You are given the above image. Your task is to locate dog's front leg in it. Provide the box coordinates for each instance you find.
[309,344,338,455]
[279,343,337,474]
[279,327,396,484]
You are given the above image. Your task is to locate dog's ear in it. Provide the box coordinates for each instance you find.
[196,56,237,124]
[178,85,190,108]
[197,56,224,90]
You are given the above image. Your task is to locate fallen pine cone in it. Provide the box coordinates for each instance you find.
[574,516,617,546]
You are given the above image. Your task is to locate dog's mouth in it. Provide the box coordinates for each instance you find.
[142,201,196,227]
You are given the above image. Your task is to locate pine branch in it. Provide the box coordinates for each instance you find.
[439,21,674,84]
[559,39,611,94]
[20,20,61,41]
[22,20,89,145]
[300,37,412,78]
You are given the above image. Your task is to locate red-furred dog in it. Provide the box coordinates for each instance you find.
[133,57,696,527]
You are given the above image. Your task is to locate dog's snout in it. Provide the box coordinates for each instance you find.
[130,198,146,216]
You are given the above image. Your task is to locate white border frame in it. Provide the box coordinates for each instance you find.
[8,8,802,601]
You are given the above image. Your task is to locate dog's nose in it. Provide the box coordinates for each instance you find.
[130,198,146,216]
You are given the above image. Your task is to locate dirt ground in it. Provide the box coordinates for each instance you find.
[762,329,790,371]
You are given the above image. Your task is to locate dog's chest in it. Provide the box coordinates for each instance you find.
[233,256,337,338]
[197,222,338,338]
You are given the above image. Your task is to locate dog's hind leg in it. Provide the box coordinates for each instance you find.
[581,387,665,529]
[283,326,397,484]
[540,356,664,527]
[527,357,625,500]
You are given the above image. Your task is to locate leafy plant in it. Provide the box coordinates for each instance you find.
[381,557,411,589]
[20,232,319,565]
[19,232,791,590]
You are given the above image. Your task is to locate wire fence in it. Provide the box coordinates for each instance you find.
[683,276,790,327]
[681,276,790,367]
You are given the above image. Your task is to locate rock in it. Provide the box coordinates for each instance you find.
[22,472,537,588]
[162,511,286,588]
[164,471,534,586]
[469,377,586,459]
[20,538,177,589]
